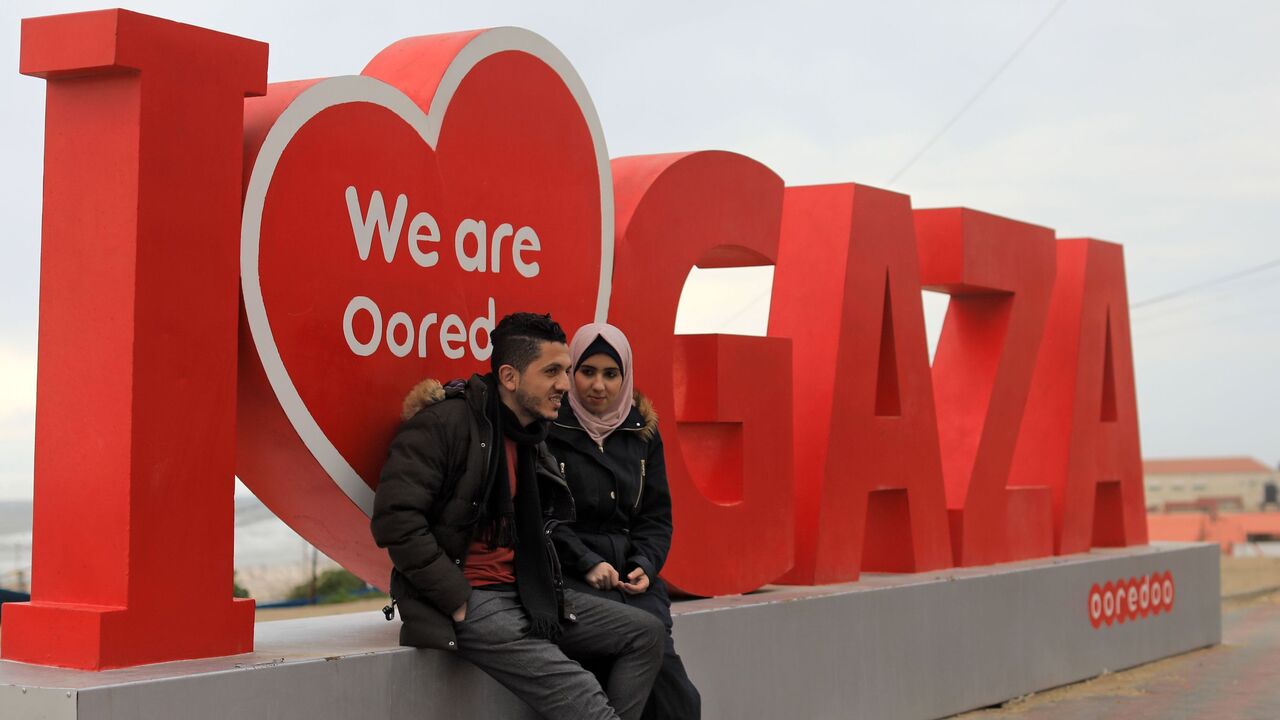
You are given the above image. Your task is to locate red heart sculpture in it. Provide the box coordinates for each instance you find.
[237,28,612,586]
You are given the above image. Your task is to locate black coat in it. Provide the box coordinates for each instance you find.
[371,374,575,651]
[547,394,673,584]
[549,396,704,720]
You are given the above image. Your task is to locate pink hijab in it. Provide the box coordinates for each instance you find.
[567,323,635,446]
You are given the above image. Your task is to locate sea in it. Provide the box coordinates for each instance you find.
[0,496,343,601]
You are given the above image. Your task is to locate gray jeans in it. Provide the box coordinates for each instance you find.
[453,588,666,720]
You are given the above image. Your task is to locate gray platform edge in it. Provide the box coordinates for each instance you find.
[0,542,1220,720]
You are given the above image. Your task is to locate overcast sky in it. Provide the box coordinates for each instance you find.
[0,1,1276,498]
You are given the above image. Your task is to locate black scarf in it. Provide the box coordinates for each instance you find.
[480,377,562,640]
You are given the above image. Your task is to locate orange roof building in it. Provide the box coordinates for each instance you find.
[1144,456,1278,513]
[1144,457,1273,475]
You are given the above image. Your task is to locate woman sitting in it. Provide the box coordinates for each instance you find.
[548,323,702,720]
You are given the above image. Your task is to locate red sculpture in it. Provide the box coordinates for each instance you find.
[4,9,266,669]
[4,8,1149,670]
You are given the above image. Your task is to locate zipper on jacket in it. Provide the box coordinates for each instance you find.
[635,459,646,510]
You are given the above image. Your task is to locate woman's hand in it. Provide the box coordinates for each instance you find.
[452,601,467,623]
[618,567,650,595]
[585,561,620,590]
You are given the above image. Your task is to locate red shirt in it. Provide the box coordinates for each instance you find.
[462,438,517,586]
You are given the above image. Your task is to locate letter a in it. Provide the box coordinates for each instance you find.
[1009,238,1148,553]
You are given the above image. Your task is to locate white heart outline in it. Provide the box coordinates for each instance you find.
[241,28,613,516]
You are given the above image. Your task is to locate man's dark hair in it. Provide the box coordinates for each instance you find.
[490,313,567,374]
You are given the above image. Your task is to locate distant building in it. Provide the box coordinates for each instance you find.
[1144,457,1279,513]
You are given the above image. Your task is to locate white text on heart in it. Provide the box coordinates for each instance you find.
[345,186,540,277]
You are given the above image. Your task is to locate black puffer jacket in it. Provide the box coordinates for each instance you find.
[371,374,575,650]
[546,394,673,583]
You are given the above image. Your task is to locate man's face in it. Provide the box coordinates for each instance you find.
[503,341,571,424]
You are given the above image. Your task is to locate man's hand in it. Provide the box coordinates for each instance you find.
[585,561,620,590]
[452,601,467,623]
[619,567,650,595]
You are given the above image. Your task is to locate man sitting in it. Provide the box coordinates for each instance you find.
[372,312,665,720]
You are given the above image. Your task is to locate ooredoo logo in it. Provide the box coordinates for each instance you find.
[1088,571,1175,628]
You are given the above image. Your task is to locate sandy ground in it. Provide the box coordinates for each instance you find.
[1217,555,1280,597]
[254,596,389,622]
[236,559,343,603]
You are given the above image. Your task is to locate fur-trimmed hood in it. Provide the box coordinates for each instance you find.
[401,378,447,421]
[631,392,659,441]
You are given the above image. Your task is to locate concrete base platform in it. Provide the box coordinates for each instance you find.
[0,543,1220,720]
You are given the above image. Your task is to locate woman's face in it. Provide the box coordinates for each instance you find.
[574,353,623,415]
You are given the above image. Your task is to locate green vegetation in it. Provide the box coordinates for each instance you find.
[287,568,372,604]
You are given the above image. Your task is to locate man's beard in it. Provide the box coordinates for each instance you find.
[514,385,556,422]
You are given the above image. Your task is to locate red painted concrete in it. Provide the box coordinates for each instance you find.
[3,9,266,669]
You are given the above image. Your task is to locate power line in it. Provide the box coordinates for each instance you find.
[1131,258,1280,310]
[1131,297,1280,341]
[886,0,1069,186]
[702,254,1280,331]
[1128,268,1277,324]
[1134,302,1279,340]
